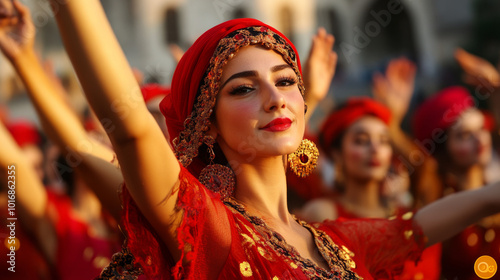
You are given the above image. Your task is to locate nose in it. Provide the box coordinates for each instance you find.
[369,140,386,154]
[263,84,286,112]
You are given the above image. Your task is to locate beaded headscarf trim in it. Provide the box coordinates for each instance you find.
[173,26,305,167]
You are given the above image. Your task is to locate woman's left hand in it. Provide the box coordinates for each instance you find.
[372,57,416,125]
[455,48,500,89]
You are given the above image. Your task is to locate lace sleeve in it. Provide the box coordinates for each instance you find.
[318,213,426,279]
[99,165,231,280]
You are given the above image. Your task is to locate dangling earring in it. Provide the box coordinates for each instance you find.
[199,136,235,199]
[288,139,319,177]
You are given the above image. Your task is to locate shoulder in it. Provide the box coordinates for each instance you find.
[300,197,338,222]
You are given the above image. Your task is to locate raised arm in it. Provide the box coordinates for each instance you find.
[48,0,181,257]
[0,119,59,262]
[455,48,500,144]
[415,180,500,246]
[303,27,337,122]
[372,57,417,162]
[372,58,441,207]
[0,1,122,220]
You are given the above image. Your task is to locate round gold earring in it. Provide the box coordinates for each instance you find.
[288,139,319,177]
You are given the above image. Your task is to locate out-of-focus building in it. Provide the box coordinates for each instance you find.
[2,0,499,125]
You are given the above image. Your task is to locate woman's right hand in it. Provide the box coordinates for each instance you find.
[0,0,35,60]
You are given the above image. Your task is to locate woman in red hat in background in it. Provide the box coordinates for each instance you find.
[411,85,500,280]
[300,96,441,280]
[372,50,500,279]
[29,0,500,279]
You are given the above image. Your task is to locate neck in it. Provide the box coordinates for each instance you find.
[342,177,382,210]
[448,164,485,191]
[231,155,292,225]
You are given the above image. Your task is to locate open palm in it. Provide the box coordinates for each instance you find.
[303,27,337,104]
[0,1,35,59]
[372,58,416,124]
[455,48,500,89]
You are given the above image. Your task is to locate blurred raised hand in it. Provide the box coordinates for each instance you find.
[303,27,337,121]
[169,43,185,65]
[455,48,500,89]
[0,0,35,59]
[372,57,416,125]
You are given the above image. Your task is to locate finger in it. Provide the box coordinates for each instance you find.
[168,44,184,64]
[12,0,29,20]
[0,15,16,27]
[317,27,326,38]
[372,73,389,98]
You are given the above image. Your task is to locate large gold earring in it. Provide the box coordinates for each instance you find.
[288,139,319,177]
[199,136,235,199]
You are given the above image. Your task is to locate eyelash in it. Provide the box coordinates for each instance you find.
[276,75,298,87]
[228,75,298,96]
[229,84,254,95]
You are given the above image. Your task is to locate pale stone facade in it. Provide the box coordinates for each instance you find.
[1,0,491,122]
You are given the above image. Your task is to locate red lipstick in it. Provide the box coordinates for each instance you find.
[261,117,292,132]
[368,159,382,167]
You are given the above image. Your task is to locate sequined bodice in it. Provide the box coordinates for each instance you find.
[224,198,362,279]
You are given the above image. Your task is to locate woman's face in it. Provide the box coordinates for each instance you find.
[22,144,44,181]
[337,116,392,182]
[447,109,492,169]
[213,46,304,163]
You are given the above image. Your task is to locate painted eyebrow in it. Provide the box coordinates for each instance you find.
[220,64,292,89]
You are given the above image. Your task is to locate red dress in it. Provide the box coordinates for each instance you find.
[440,219,500,280]
[0,205,53,280]
[333,202,442,280]
[98,166,425,279]
[47,191,121,280]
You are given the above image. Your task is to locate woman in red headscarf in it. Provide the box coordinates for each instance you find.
[301,98,396,221]
[41,0,500,279]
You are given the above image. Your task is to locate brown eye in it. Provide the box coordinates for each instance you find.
[229,84,254,95]
[276,76,297,87]
[354,135,370,145]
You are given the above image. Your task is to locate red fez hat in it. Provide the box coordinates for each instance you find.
[481,110,495,132]
[141,84,171,104]
[7,120,41,148]
[412,86,476,141]
[319,97,391,152]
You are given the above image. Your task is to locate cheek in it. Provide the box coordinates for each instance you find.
[380,146,393,164]
[450,141,475,158]
[343,145,366,168]
[216,101,257,138]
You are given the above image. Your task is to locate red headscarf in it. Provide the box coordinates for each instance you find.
[7,120,41,148]
[159,18,303,176]
[412,86,476,142]
[319,97,391,153]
